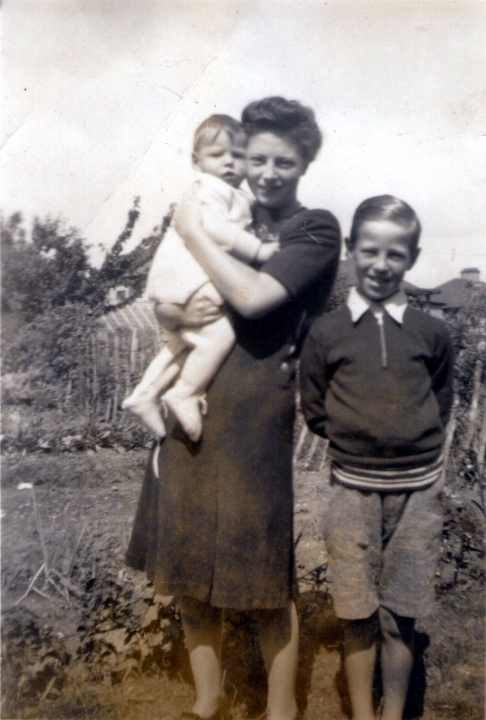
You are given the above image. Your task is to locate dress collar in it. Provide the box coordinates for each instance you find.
[346,286,408,325]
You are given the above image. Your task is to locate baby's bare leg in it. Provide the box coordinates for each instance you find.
[122,329,189,437]
[163,317,235,442]
[379,607,415,720]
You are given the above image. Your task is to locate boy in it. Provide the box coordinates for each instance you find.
[300,195,454,720]
[123,114,278,441]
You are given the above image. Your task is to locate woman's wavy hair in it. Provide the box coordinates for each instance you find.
[241,97,322,167]
[348,195,422,252]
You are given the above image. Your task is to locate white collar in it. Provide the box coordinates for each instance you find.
[346,286,408,325]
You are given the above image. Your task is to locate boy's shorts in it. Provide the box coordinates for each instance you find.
[325,471,444,620]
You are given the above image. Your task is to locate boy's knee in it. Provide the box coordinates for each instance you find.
[379,606,414,643]
[343,613,379,650]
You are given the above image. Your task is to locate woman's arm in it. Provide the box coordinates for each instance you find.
[175,201,289,319]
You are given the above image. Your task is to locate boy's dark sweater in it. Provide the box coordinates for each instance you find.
[300,304,454,469]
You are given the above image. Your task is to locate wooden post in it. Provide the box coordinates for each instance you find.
[112,332,120,423]
[463,341,486,451]
[105,398,112,425]
[443,395,460,467]
[477,401,486,474]
[92,333,98,416]
[130,328,138,375]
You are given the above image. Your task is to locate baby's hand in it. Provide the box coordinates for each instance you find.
[256,241,280,264]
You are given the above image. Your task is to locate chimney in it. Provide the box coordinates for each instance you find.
[461,268,480,282]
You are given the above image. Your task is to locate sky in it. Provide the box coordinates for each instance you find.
[2,0,486,287]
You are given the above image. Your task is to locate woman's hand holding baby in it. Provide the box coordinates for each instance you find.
[154,293,221,329]
[184,289,223,327]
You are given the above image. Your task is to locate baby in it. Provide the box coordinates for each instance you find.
[123,114,278,441]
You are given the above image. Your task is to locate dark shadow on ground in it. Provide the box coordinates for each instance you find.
[296,591,342,715]
[221,591,343,718]
[334,627,430,719]
[160,593,430,719]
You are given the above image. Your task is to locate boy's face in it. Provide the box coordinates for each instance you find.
[349,220,420,303]
[194,130,247,188]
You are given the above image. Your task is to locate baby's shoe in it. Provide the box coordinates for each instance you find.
[122,390,166,438]
[162,388,204,442]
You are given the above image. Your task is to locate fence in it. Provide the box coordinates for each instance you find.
[91,301,162,426]
[8,296,479,473]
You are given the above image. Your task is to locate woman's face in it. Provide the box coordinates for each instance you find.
[246,132,307,210]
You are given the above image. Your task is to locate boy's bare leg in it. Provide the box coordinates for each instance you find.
[122,335,188,437]
[255,601,299,720]
[379,607,415,720]
[163,316,235,442]
[178,596,225,719]
[343,614,379,720]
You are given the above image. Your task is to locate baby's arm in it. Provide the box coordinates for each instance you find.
[300,330,330,438]
[202,213,263,263]
[196,183,278,264]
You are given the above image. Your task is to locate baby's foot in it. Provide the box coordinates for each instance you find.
[162,389,204,442]
[122,393,166,438]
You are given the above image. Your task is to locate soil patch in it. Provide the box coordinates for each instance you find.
[1,449,484,719]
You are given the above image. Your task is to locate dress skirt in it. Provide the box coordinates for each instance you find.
[126,340,297,610]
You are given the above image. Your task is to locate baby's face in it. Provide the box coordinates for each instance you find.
[195,130,247,188]
[350,220,419,303]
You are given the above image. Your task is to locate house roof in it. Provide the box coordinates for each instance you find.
[98,299,160,335]
[432,277,486,310]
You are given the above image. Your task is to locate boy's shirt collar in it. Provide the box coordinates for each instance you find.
[346,286,408,325]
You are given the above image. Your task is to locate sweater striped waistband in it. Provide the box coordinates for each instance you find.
[331,454,445,493]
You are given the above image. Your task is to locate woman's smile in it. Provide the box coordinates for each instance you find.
[246,132,307,210]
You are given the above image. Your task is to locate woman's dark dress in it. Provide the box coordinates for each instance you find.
[126,208,341,610]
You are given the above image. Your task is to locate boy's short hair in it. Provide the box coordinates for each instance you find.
[349,195,421,251]
[193,114,247,156]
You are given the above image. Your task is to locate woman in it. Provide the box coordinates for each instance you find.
[126,97,341,720]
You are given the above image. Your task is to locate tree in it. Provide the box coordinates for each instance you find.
[1,200,172,323]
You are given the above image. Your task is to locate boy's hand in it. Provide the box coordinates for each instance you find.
[256,241,280,264]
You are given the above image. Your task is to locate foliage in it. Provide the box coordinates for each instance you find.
[94,201,174,311]
[443,285,486,453]
[1,201,172,324]
[325,267,352,312]
[1,202,173,451]
[1,212,95,322]
[77,575,185,683]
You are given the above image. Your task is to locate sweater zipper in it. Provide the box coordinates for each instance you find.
[374,311,388,368]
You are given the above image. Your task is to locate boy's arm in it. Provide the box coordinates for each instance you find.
[430,328,455,428]
[300,331,329,438]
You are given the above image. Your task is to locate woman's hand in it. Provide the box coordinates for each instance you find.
[183,289,223,327]
[153,294,221,329]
